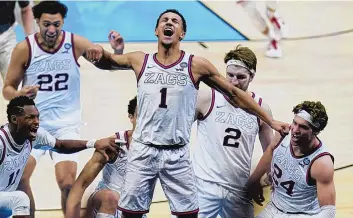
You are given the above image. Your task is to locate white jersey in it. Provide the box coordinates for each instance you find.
[193,89,262,194]
[0,125,56,191]
[22,31,81,133]
[271,133,334,214]
[133,51,199,146]
[97,130,129,193]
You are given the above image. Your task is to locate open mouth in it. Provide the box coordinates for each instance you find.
[163,27,174,37]
[292,134,300,141]
[29,126,38,138]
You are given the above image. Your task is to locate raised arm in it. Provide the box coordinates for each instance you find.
[2,40,39,100]
[191,56,289,134]
[65,151,108,218]
[258,102,274,152]
[18,1,35,35]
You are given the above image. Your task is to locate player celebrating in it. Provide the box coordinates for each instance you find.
[192,45,274,218]
[0,96,120,218]
[246,101,336,217]
[85,9,289,218]
[2,1,121,217]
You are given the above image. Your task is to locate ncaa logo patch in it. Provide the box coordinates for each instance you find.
[180,62,187,68]
[62,43,72,53]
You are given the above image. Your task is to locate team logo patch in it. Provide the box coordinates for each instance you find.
[62,43,72,54]
[180,62,187,68]
[299,158,311,167]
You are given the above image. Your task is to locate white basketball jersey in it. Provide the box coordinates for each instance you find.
[23,31,81,133]
[0,125,32,192]
[98,130,129,193]
[193,89,262,194]
[0,125,56,191]
[133,51,199,146]
[271,133,334,214]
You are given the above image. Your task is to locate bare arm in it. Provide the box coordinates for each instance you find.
[191,56,284,130]
[19,3,34,35]
[258,102,274,152]
[2,40,37,100]
[65,151,108,218]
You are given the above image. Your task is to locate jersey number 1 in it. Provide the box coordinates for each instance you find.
[159,88,167,108]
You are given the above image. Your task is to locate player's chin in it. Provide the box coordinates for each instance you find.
[27,131,37,141]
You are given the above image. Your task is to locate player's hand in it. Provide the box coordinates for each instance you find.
[19,85,40,99]
[270,120,290,137]
[94,137,124,162]
[85,44,104,62]
[108,30,125,53]
[246,180,265,206]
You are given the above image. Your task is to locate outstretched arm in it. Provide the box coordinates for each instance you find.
[192,56,289,134]
[258,102,274,152]
[65,151,108,218]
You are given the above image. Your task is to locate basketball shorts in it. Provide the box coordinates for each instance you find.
[0,25,17,81]
[256,201,311,218]
[117,140,199,215]
[0,191,30,217]
[196,178,253,218]
[31,126,80,165]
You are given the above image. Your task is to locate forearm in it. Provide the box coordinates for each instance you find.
[231,87,273,125]
[2,85,21,100]
[65,182,86,218]
[21,8,34,35]
[53,139,95,154]
[249,148,274,183]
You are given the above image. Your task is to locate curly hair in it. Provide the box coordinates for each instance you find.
[224,45,257,74]
[7,96,36,123]
[292,101,328,133]
[33,1,68,19]
[128,96,137,116]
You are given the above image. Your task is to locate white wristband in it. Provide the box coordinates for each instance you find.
[86,139,97,148]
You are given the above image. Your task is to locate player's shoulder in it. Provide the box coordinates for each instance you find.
[310,152,334,182]
[249,91,272,114]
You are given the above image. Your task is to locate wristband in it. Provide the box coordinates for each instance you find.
[86,139,97,148]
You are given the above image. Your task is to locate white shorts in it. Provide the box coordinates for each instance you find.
[256,201,310,218]
[31,127,80,165]
[0,191,30,217]
[196,178,253,218]
[0,25,17,81]
[117,140,198,215]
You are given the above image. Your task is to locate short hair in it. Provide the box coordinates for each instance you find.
[128,96,137,116]
[292,101,328,133]
[224,45,257,75]
[7,96,36,123]
[32,1,68,19]
[155,9,187,33]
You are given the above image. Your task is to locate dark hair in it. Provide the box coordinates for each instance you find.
[7,96,36,123]
[128,96,137,116]
[32,1,68,19]
[292,101,328,133]
[224,45,257,74]
[155,9,187,33]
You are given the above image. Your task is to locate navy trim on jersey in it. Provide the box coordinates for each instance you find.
[0,135,6,166]
[124,130,130,150]
[34,31,66,54]
[187,55,199,89]
[71,33,81,67]
[198,89,215,121]
[24,36,32,70]
[0,128,22,153]
[137,54,149,83]
[290,138,323,159]
[306,152,334,186]
[153,50,185,69]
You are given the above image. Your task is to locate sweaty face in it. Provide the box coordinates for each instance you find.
[226,65,253,91]
[38,13,63,48]
[290,116,314,146]
[15,106,40,141]
[155,12,185,46]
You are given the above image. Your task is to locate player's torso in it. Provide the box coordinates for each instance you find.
[271,133,332,214]
[0,125,32,192]
[100,130,130,193]
[193,90,261,193]
[23,31,81,131]
[133,51,199,146]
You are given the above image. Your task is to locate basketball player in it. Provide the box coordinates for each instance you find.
[246,101,336,217]
[191,45,274,218]
[0,0,35,82]
[237,0,287,58]
[2,1,122,217]
[65,96,148,218]
[0,96,120,218]
[85,9,289,218]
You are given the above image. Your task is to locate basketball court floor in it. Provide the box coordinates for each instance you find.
[0,1,352,217]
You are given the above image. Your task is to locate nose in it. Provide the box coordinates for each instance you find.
[47,25,56,34]
[231,77,239,86]
[291,124,299,133]
[33,116,39,125]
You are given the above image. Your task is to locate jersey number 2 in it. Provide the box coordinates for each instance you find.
[6,169,20,188]
[223,128,241,148]
[273,163,295,196]
[38,73,69,91]
[159,88,167,108]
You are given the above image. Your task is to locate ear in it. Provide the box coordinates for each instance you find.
[155,28,158,38]
[179,31,185,41]
[36,18,40,26]
[11,115,17,125]
[249,74,255,82]
[128,114,133,124]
